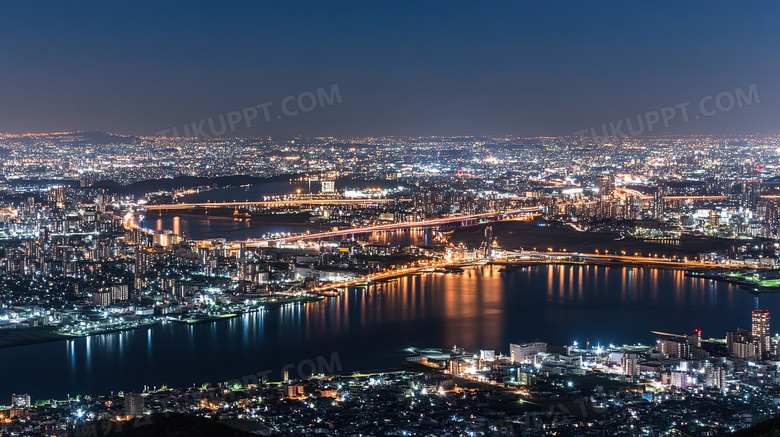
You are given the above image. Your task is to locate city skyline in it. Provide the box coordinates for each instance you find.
[4,2,780,435]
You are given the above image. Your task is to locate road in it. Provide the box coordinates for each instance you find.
[527,251,755,269]
[238,207,543,247]
[142,198,409,210]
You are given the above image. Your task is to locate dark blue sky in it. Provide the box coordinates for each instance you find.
[0,1,777,138]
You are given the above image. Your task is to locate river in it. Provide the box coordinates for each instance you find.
[138,214,437,246]
[0,264,769,401]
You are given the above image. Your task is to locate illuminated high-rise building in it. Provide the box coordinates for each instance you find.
[125,393,145,417]
[621,353,640,377]
[692,329,701,348]
[596,175,615,200]
[742,180,761,209]
[752,309,770,359]
[653,184,664,220]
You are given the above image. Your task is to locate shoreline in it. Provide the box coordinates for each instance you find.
[686,270,780,293]
[0,319,162,350]
[0,260,768,351]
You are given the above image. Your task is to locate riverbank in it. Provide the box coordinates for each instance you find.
[58,318,162,340]
[450,219,749,260]
[0,263,770,403]
[686,269,780,293]
[0,318,162,349]
[0,259,761,351]
[492,258,748,272]
[0,326,70,349]
[0,294,330,350]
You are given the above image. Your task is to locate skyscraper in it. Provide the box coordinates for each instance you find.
[125,393,145,418]
[596,175,615,200]
[653,184,664,221]
[752,309,770,359]
[482,225,494,259]
[742,180,761,210]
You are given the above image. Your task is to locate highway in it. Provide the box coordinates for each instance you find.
[663,195,727,200]
[614,187,652,200]
[613,189,780,202]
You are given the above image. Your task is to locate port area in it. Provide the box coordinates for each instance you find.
[686,268,780,292]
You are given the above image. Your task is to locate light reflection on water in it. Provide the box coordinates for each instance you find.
[0,265,770,401]
[140,214,436,247]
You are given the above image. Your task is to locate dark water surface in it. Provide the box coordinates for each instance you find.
[0,265,768,400]
[139,214,434,246]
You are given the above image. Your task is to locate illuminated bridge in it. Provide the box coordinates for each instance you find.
[142,198,411,210]
[234,206,543,247]
[614,190,780,202]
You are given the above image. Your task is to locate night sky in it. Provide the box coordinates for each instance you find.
[0,1,778,138]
